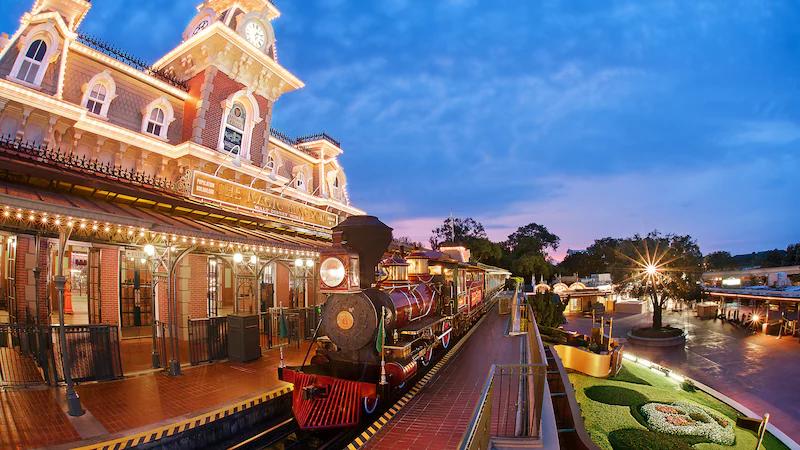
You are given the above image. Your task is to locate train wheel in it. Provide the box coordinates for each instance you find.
[442,321,452,349]
[363,396,379,415]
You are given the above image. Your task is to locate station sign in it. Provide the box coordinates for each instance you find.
[189,171,338,229]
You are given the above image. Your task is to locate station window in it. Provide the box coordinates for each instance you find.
[145,108,165,136]
[296,171,306,192]
[140,96,174,140]
[222,102,246,156]
[15,40,47,84]
[86,84,107,115]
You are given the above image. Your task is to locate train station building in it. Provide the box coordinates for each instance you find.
[0,0,363,379]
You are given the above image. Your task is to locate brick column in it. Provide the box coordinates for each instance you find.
[276,263,290,308]
[177,254,208,341]
[34,238,50,324]
[99,248,119,325]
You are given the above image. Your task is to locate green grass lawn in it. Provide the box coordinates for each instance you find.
[568,360,788,450]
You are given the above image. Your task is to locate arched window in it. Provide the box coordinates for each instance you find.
[265,154,275,171]
[146,108,165,136]
[140,96,175,140]
[296,171,306,192]
[15,40,47,84]
[81,71,117,118]
[86,84,106,115]
[222,102,246,156]
[332,176,340,198]
[217,90,262,161]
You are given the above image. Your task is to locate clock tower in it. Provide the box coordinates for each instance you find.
[153,0,303,164]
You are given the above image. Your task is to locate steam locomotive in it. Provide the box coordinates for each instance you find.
[279,216,508,430]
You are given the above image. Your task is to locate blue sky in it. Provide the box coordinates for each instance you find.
[4,0,799,258]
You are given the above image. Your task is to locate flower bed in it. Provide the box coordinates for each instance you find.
[641,401,735,445]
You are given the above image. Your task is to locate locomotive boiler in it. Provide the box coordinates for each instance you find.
[279,215,504,430]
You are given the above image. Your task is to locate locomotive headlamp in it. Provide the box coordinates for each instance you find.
[320,257,346,287]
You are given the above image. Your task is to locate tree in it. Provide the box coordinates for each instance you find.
[703,251,735,270]
[505,223,560,256]
[760,249,785,268]
[502,222,560,282]
[784,243,800,266]
[611,232,702,329]
[528,292,567,328]
[466,237,504,266]
[511,252,553,282]
[429,217,488,249]
[394,236,424,249]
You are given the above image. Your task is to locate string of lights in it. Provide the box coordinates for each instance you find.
[0,204,320,259]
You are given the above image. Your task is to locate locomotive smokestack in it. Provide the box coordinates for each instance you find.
[333,215,392,288]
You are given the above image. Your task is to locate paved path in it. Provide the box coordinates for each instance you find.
[365,304,524,450]
[563,308,800,442]
[0,343,311,449]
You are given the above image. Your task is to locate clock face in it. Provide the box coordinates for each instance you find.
[245,21,266,49]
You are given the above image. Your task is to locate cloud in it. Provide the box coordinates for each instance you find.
[720,121,800,146]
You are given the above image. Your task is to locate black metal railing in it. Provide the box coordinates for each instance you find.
[296,132,341,148]
[188,316,228,365]
[151,320,170,369]
[270,128,342,149]
[0,324,50,386]
[0,135,178,192]
[51,325,123,383]
[75,34,189,91]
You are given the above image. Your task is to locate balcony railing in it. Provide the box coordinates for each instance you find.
[459,293,549,449]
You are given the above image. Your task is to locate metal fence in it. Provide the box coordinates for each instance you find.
[51,325,123,383]
[1,324,122,386]
[188,316,229,365]
[151,320,170,369]
[259,308,318,350]
[0,324,50,386]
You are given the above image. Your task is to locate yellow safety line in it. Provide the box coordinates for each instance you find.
[71,383,294,450]
[345,299,497,449]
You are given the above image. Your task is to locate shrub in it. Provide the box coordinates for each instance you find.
[681,379,696,392]
[584,386,648,407]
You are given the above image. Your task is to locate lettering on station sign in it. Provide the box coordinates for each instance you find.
[190,171,338,228]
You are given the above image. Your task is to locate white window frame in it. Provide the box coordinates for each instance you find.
[296,171,306,192]
[217,90,262,162]
[140,96,175,140]
[265,148,282,179]
[81,70,117,118]
[8,23,60,89]
[326,168,346,202]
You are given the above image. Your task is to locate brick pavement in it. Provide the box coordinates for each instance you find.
[0,342,312,449]
[563,308,800,443]
[364,306,524,450]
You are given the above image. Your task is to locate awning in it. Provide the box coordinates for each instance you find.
[0,181,329,252]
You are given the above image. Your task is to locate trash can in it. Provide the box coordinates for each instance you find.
[228,314,261,362]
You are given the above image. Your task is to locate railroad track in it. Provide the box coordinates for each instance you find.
[225,416,361,450]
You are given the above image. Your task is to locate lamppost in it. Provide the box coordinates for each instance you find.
[291,258,314,308]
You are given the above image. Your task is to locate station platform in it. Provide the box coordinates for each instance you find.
[358,302,525,450]
[0,343,311,449]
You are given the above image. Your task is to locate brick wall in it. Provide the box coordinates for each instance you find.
[176,253,209,340]
[199,70,272,164]
[99,247,119,325]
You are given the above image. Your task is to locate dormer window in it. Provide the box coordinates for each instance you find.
[81,70,117,118]
[141,96,175,140]
[223,102,246,156]
[16,40,47,84]
[266,154,275,171]
[146,108,165,136]
[86,84,106,114]
[296,171,306,192]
